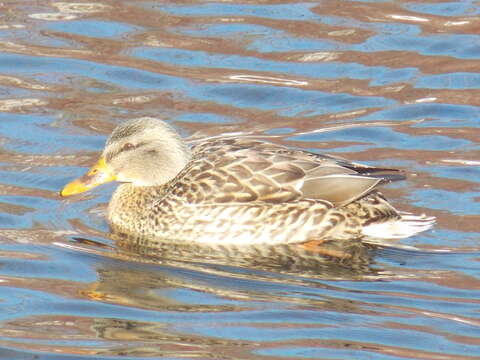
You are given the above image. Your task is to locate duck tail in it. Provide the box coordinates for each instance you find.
[361,212,436,240]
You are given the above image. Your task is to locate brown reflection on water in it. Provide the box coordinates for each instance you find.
[0,274,85,300]
[263,338,477,360]
[316,0,479,34]
[6,30,479,108]
[287,50,480,75]
[2,0,480,109]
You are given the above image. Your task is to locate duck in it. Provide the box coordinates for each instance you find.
[60,117,434,252]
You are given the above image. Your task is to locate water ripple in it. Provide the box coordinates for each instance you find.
[0,1,478,359]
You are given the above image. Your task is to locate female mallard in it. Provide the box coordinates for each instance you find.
[61,117,434,248]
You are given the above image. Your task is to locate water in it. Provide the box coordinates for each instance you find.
[0,1,479,359]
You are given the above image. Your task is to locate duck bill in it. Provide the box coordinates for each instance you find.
[60,157,116,197]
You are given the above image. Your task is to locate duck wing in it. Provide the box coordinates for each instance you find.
[170,138,404,206]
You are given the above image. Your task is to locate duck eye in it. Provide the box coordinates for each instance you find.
[121,143,135,152]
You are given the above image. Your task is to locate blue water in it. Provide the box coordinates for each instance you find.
[0,1,478,359]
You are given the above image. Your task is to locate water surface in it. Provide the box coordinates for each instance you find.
[0,1,479,359]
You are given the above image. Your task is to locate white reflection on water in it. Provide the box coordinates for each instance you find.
[229,74,309,86]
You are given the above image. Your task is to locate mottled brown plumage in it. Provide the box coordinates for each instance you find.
[61,117,434,248]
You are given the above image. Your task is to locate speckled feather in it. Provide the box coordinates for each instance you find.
[107,137,405,245]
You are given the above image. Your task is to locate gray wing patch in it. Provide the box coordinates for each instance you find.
[301,174,382,206]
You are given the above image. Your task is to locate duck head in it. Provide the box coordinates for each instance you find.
[60,117,191,196]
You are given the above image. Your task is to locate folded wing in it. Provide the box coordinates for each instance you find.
[171,138,405,206]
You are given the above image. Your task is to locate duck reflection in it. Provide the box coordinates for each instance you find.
[70,239,379,358]
[78,231,379,313]
[110,230,376,275]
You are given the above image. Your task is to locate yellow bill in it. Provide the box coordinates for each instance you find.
[60,157,116,197]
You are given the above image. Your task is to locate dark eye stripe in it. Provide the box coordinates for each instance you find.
[105,142,147,162]
[121,142,135,152]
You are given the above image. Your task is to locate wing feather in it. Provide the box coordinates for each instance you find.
[167,138,404,206]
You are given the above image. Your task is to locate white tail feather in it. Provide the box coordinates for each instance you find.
[362,212,435,240]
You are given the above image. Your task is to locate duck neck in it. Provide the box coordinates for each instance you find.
[107,183,168,233]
